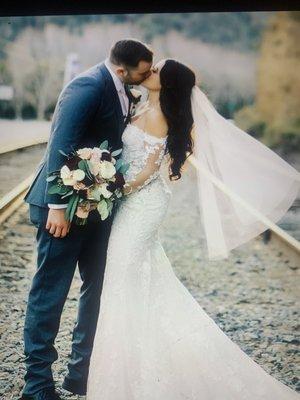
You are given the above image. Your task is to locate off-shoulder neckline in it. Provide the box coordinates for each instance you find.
[127,123,168,143]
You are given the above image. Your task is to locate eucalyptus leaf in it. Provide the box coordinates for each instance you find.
[78,159,93,180]
[65,194,76,221]
[86,160,95,177]
[78,160,86,170]
[99,140,109,150]
[48,184,61,195]
[46,175,58,182]
[61,190,73,199]
[58,186,69,195]
[70,194,80,222]
[84,160,94,180]
[111,148,122,157]
[59,149,69,157]
[115,159,123,171]
[119,163,130,174]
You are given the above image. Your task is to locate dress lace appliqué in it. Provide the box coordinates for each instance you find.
[86,124,298,400]
[121,124,167,191]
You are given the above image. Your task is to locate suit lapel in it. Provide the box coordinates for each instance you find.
[99,63,125,139]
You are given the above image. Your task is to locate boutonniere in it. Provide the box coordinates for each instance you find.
[129,88,142,105]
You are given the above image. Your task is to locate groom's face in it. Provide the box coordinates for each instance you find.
[119,60,153,85]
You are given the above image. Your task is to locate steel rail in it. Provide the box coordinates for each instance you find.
[0,154,299,262]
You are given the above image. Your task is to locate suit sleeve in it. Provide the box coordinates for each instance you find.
[44,76,102,204]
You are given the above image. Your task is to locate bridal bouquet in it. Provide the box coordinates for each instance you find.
[46,140,129,225]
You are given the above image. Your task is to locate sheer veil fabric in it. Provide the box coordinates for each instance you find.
[191,86,300,260]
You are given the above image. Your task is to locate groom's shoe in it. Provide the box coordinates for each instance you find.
[62,376,86,396]
[19,387,62,400]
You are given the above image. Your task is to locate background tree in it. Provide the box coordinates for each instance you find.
[235,11,300,149]
[6,24,75,119]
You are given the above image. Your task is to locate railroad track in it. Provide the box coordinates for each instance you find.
[0,142,47,223]
[0,174,34,225]
[1,158,299,397]
[0,144,299,262]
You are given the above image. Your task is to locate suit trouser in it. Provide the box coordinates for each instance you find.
[23,204,113,395]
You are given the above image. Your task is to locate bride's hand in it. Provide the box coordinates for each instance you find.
[123,183,133,195]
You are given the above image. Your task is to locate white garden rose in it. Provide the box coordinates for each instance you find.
[98,183,113,199]
[62,177,76,186]
[99,160,116,179]
[60,165,76,186]
[60,165,85,186]
[60,165,71,179]
[73,169,85,181]
[90,147,103,162]
[89,160,102,176]
[77,147,92,160]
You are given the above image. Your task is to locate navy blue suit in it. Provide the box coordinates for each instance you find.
[22,62,132,396]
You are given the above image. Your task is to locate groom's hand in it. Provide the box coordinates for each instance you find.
[46,209,70,238]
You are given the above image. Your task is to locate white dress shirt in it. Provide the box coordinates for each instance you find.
[104,58,129,116]
[48,58,129,210]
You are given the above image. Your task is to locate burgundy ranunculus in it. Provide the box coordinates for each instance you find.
[65,155,82,170]
[107,182,117,192]
[80,189,88,199]
[101,151,112,162]
[82,174,95,187]
[115,172,125,187]
[107,173,125,192]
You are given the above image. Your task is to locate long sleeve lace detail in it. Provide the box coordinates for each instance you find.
[121,124,167,193]
[126,139,166,191]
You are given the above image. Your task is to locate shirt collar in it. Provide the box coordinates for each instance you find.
[105,58,125,93]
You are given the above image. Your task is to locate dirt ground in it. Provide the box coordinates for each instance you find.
[0,164,298,399]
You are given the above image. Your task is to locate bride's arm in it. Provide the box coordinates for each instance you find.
[123,139,166,195]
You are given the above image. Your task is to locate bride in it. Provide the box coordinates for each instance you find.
[86,59,300,399]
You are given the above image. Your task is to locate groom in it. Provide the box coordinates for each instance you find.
[21,39,153,400]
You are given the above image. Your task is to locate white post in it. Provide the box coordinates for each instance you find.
[63,53,81,88]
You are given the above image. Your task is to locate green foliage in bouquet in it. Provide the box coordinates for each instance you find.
[46,140,130,225]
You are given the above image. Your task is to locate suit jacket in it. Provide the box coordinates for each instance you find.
[24,62,132,208]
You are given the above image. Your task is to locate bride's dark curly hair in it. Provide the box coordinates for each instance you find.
[159,59,195,180]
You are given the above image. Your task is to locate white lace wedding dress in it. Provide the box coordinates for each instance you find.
[86,123,299,399]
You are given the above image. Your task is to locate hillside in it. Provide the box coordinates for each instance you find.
[0,12,271,59]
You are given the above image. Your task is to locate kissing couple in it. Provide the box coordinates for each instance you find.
[21,39,300,399]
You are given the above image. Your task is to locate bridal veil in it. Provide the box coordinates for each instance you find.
[191,86,300,260]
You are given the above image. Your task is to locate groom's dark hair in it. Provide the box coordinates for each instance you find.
[109,39,153,69]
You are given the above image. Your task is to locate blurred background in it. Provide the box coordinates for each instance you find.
[0,11,299,151]
[0,12,300,397]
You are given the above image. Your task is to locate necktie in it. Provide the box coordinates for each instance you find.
[119,86,129,116]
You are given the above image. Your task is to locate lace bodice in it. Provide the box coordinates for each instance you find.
[121,123,167,191]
